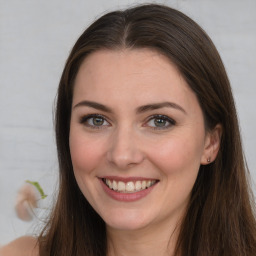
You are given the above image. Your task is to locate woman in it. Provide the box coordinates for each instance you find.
[1,3,255,256]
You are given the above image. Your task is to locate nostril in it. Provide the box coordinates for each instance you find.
[106,145,145,169]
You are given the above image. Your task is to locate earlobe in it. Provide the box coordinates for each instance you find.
[201,124,222,165]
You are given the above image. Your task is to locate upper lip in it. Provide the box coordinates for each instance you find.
[99,176,159,182]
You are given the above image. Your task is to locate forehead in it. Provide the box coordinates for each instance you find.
[73,49,198,110]
[76,48,180,83]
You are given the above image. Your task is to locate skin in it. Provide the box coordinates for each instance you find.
[1,48,221,256]
[69,49,221,256]
[0,236,38,256]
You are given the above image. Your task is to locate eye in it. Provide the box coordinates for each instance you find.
[145,115,176,130]
[80,114,110,129]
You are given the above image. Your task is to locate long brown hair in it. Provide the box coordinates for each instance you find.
[39,4,256,255]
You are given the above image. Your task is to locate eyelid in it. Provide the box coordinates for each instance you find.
[144,114,176,129]
[79,113,175,130]
[79,113,111,129]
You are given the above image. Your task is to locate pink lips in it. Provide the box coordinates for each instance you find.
[99,177,158,202]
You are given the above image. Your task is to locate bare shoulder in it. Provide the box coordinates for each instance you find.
[0,236,39,256]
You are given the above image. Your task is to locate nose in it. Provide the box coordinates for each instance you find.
[107,126,145,170]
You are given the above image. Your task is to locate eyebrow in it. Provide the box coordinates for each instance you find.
[73,100,187,114]
[136,102,187,114]
[73,101,112,113]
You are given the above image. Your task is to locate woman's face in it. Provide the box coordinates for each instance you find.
[69,49,212,232]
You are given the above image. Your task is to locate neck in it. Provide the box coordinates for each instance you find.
[106,220,180,256]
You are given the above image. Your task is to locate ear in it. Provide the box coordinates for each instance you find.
[201,124,222,165]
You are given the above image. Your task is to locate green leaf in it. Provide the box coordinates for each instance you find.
[26,180,47,199]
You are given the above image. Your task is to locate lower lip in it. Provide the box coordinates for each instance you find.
[100,179,157,202]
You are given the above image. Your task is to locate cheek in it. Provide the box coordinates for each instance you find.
[69,134,106,174]
[147,134,204,177]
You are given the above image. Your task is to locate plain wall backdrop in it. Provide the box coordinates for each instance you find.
[0,0,255,244]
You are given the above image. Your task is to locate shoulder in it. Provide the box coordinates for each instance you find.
[0,236,39,256]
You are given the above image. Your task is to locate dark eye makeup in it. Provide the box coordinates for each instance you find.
[144,114,176,130]
[79,114,176,130]
[79,114,110,129]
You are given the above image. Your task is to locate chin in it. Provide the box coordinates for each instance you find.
[106,220,148,232]
[102,209,153,231]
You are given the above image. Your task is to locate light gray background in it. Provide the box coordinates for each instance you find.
[0,0,255,244]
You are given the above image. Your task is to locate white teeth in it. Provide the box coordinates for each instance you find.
[106,179,113,189]
[146,180,151,188]
[104,179,157,193]
[135,181,142,191]
[118,181,126,192]
[113,180,118,191]
[142,180,146,189]
[126,181,135,192]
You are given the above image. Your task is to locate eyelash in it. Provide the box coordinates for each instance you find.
[79,114,110,129]
[145,115,176,130]
[79,114,176,130]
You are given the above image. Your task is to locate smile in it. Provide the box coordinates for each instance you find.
[102,178,158,193]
